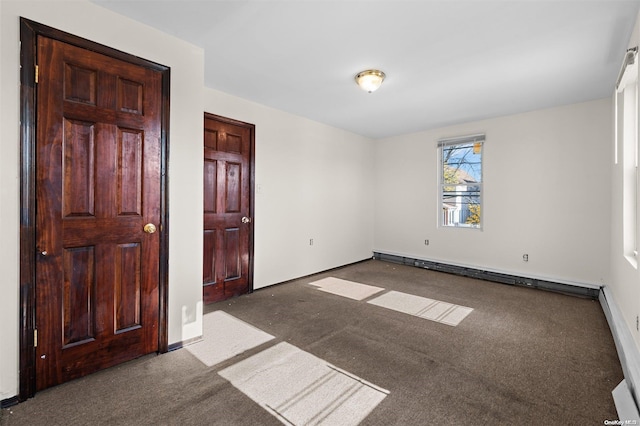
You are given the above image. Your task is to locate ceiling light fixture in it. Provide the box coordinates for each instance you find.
[355,69,386,93]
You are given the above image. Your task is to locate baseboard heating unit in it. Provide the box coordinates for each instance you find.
[372,251,600,299]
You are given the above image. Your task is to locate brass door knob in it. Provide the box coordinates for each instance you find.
[241,216,252,224]
[143,223,157,234]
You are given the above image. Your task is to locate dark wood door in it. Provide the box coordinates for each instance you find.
[203,114,254,303]
[35,36,162,390]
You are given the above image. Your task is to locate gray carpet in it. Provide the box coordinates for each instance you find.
[1,259,623,425]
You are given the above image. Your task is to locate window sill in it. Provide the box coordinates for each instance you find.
[624,254,638,269]
[439,225,483,231]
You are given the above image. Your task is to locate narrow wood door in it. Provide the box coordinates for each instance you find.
[35,36,162,390]
[203,114,254,303]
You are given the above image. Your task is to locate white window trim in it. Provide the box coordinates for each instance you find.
[437,134,484,230]
[618,52,639,267]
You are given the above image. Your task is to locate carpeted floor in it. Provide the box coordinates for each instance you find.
[1,259,624,425]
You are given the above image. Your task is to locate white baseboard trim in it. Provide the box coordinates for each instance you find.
[600,286,640,421]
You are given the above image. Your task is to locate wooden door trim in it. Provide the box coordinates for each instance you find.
[203,112,255,295]
[18,18,171,400]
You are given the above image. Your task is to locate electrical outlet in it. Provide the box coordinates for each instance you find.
[636,315,639,331]
[522,254,529,262]
[310,238,313,246]
[424,239,429,246]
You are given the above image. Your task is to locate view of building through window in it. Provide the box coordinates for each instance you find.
[439,135,484,228]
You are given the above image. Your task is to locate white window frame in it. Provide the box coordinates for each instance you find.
[617,47,639,265]
[438,134,484,230]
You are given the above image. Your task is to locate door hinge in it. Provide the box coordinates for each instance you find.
[35,65,39,83]
[34,329,38,347]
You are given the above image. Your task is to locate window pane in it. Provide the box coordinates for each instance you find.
[441,142,482,184]
[441,184,481,227]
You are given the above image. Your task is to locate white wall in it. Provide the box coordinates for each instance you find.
[0,0,205,399]
[374,98,612,287]
[610,11,640,355]
[204,88,374,289]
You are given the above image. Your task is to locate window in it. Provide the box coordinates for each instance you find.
[438,134,484,229]
[616,48,638,263]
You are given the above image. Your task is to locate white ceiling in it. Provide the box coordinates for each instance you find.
[92,0,640,139]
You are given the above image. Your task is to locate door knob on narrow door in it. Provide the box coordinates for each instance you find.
[143,223,157,234]
[241,216,252,224]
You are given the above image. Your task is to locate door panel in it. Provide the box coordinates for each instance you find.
[225,162,242,212]
[117,129,143,216]
[35,36,162,390]
[224,228,241,280]
[62,246,95,347]
[204,160,218,213]
[114,242,142,332]
[63,119,96,216]
[203,114,254,303]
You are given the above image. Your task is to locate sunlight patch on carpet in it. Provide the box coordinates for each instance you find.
[367,291,473,326]
[185,311,274,367]
[219,342,389,425]
[309,277,385,301]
